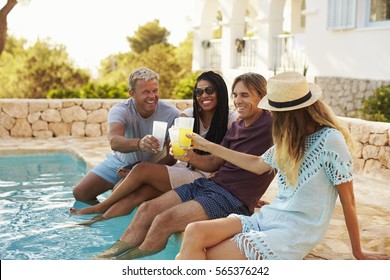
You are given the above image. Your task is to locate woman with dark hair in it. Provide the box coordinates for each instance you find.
[192,71,229,152]
[70,71,237,224]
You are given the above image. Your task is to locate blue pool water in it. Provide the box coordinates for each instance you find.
[0,153,181,260]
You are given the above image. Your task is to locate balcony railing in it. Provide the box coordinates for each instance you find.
[234,37,258,68]
[272,34,307,73]
[202,35,307,73]
[204,39,222,69]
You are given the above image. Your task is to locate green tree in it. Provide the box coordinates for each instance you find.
[174,32,193,77]
[99,20,194,99]
[0,36,90,98]
[213,10,223,39]
[0,0,17,56]
[171,71,200,99]
[359,85,390,122]
[138,43,182,99]
[127,19,170,54]
[98,51,139,86]
[0,36,27,97]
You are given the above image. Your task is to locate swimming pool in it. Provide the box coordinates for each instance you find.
[0,153,181,260]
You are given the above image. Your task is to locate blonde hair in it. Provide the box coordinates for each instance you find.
[271,100,354,187]
[128,67,159,90]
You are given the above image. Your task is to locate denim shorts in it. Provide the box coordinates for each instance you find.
[174,178,250,219]
[90,154,128,185]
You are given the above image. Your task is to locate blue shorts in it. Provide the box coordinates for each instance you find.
[174,178,250,219]
[90,154,128,185]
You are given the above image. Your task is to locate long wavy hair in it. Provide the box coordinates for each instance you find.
[271,99,354,186]
[193,71,229,154]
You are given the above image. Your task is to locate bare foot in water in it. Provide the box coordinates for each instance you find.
[77,215,107,226]
[116,247,160,260]
[91,240,139,259]
[69,204,104,215]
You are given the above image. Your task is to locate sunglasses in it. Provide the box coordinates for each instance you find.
[194,86,215,97]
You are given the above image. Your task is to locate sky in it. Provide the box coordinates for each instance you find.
[4,0,195,72]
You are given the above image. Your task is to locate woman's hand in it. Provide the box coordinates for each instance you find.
[187,133,212,153]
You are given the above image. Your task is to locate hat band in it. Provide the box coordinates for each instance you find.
[268,91,312,108]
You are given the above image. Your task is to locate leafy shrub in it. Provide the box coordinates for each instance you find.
[359,85,390,122]
[46,89,82,98]
[171,72,201,99]
[47,82,128,99]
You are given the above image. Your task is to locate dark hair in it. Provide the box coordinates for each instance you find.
[193,71,229,154]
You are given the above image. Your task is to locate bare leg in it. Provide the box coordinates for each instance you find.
[77,215,107,226]
[72,172,115,204]
[176,218,245,260]
[70,162,171,215]
[102,185,162,219]
[93,190,183,259]
[120,200,209,260]
[92,240,139,259]
[79,186,162,226]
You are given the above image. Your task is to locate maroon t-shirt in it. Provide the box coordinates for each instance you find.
[210,111,275,213]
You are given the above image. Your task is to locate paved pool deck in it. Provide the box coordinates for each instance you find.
[1,136,389,260]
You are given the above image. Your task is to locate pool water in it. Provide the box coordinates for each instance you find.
[0,153,181,260]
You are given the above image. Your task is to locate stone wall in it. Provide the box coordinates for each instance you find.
[0,99,191,138]
[343,117,390,180]
[0,99,389,179]
[315,76,390,117]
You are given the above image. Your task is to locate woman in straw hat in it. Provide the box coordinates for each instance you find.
[176,72,389,260]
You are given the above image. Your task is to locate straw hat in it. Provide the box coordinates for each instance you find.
[259,71,322,111]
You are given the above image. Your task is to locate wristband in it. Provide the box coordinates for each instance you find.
[137,138,142,151]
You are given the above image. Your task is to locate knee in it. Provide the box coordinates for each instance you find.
[131,162,150,176]
[137,200,157,217]
[152,211,175,229]
[184,222,208,242]
[72,184,86,201]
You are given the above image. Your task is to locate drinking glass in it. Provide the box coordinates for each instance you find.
[168,126,186,158]
[178,117,194,148]
[152,121,168,151]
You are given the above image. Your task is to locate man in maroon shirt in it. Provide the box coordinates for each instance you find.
[94,73,275,260]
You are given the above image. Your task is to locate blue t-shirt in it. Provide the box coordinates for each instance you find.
[108,98,180,164]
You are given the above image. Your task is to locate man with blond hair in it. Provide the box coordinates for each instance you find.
[72,67,180,204]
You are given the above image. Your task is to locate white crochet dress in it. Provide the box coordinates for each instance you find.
[230,127,353,260]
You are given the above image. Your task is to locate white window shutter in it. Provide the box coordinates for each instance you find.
[327,0,357,30]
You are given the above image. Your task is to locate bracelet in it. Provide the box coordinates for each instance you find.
[137,138,142,151]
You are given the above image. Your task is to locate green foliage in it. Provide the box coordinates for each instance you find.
[0,36,90,98]
[213,11,223,39]
[99,20,193,99]
[127,19,170,54]
[98,51,139,86]
[1,20,194,100]
[171,72,200,99]
[47,82,128,99]
[138,43,182,99]
[359,85,390,122]
[174,32,193,77]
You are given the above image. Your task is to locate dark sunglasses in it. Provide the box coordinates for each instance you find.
[194,86,215,97]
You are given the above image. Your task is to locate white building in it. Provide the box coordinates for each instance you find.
[191,0,390,93]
